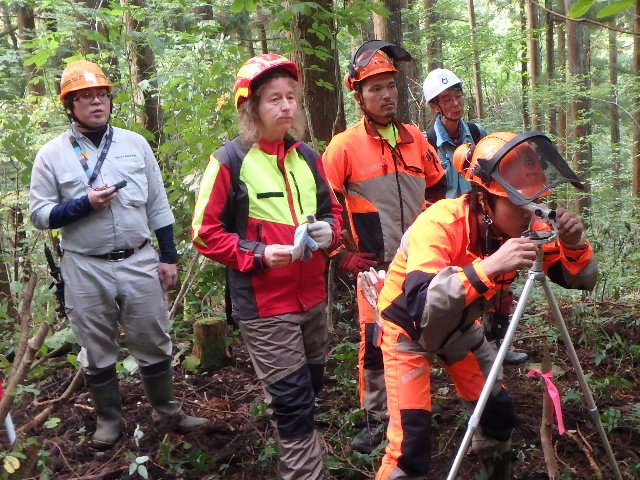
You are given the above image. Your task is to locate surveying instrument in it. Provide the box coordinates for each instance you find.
[447,203,622,480]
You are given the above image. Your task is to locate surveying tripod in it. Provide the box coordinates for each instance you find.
[447,211,622,480]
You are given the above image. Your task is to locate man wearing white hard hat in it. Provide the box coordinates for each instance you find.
[423,68,528,365]
[423,68,487,199]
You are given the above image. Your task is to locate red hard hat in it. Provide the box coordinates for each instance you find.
[233,54,299,110]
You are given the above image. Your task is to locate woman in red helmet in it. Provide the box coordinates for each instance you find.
[192,54,342,479]
[374,132,597,480]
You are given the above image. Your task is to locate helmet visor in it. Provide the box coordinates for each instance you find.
[351,40,412,69]
[489,133,584,205]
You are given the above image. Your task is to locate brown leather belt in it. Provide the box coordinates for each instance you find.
[88,239,149,262]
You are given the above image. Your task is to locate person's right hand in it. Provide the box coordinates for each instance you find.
[479,237,538,278]
[264,244,296,268]
[338,251,378,274]
[88,185,118,211]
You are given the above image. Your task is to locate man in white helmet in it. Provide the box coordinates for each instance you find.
[423,68,488,199]
[423,68,528,365]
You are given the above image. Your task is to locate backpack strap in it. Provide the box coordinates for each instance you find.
[468,122,482,145]
[425,126,437,149]
[218,138,247,327]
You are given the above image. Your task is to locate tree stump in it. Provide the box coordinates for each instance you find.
[192,316,228,369]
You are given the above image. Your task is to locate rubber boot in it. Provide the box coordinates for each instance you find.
[351,417,387,454]
[85,366,123,450]
[504,349,528,365]
[139,359,208,432]
[479,450,513,480]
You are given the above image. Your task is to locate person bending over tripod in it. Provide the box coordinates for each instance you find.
[374,131,597,480]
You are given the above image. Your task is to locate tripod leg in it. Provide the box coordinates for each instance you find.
[541,278,623,480]
[447,273,537,480]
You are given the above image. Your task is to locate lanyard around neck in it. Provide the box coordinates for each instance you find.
[69,125,113,186]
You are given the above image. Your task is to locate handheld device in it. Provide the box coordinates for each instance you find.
[112,180,127,190]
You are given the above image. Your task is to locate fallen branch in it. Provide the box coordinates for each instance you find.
[0,275,45,426]
[17,369,84,434]
[9,273,37,374]
[566,428,603,479]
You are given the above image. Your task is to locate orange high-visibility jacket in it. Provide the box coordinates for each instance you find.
[322,118,445,263]
[379,196,596,349]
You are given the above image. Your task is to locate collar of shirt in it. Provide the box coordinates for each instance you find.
[433,116,473,148]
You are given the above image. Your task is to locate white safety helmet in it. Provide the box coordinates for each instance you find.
[423,68,463,103]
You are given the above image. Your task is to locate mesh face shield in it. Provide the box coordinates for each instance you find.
[479,132,584,206]
[348,40,412,77]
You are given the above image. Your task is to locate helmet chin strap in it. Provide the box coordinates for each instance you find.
[437,108,459,124]
[66,101,113,132]
[357,95,394,128]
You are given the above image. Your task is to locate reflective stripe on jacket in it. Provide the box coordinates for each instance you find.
[379,196,596,349]
[322,117,445,263]
[192,136,342,320]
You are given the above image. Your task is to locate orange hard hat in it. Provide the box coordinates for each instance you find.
[344,51,398,91]
[453,132,548,200]
[59,60,112,102]
[233,54,299,110]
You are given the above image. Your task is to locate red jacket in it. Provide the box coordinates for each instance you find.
[192,136,342,320]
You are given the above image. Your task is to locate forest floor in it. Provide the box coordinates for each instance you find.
[3,289,640,480]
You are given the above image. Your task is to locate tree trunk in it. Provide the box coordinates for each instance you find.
[467,0,483,120]
[556,16,567,158]
[1,3,18,49]
[404,0,424,128]
[519,0,531,130]
[527,0,541,130]
[632,0,640,199]
[121,0,166,151]
[15,4,45,96]
[423,0,442,72]
[76,0,108,55]
[373,0,410,122]
[564,0,591,215]
[288,0,344,145]
[192,317,228,369]
[609,27,620,193]
[257,10,269,54]
[545,0,556,136]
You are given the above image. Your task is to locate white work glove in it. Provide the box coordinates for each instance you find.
[291,224,318,262]
[307,220,333,249]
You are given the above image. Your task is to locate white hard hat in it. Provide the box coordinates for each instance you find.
[423,68,462,103]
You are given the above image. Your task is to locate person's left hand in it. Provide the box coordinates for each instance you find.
[555,208,585,248]
[307,221,333,249]
[158,262,178,291]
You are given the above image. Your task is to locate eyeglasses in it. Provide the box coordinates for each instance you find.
[73,91,111,104]
[438,92,464,107]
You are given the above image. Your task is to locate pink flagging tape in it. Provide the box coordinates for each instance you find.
[527,368,566,435]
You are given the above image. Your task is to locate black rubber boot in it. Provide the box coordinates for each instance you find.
[85,366,123,450]
[480,450,513,480]
[139,360,208,432]
[351,418,386,454]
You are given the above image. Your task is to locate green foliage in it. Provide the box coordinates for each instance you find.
[568,0,636,19]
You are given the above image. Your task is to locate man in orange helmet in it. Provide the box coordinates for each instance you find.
[374,132,597,479]
[322,40,446,453]
[29,60,207,450]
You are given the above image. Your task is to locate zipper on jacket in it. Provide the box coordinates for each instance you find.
[289,171,304,214]
[257,223,263,243]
